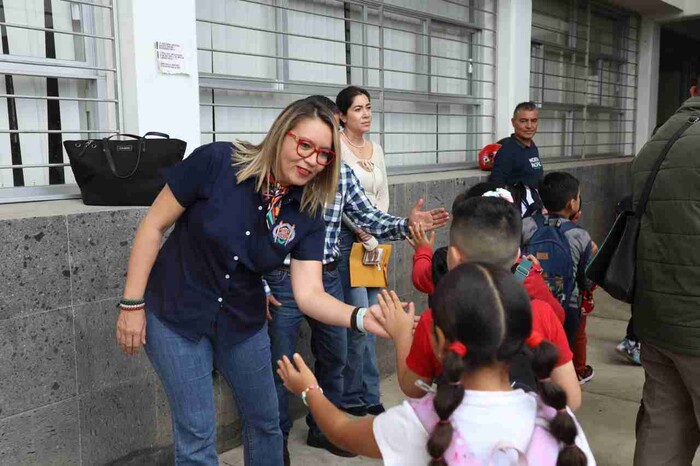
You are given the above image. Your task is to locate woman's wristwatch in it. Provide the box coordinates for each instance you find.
[350,307,368,334]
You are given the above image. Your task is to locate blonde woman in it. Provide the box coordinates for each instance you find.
[115,99,399,465]
[336,86,389,416]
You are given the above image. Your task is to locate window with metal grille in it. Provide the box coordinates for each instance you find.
[0,0,120,203]
[196,0,496,174]
[530,0,638,160]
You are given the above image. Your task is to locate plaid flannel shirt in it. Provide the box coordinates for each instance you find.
[322,163,409,264]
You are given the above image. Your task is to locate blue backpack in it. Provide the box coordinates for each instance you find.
[522,213,580,312]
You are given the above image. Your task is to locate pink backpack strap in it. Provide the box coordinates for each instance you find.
[407,395,478,465]
[523,394,561,465]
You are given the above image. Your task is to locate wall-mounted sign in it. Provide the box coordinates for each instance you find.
[155,41,187,75]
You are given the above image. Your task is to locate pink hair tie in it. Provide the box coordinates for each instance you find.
[538,377,552,383]
[448,341,467,357]
[438,419,451,425]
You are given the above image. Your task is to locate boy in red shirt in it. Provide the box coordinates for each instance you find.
[394,196,581,409]
[409,223,565,324]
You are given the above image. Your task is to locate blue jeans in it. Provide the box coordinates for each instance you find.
[265,268,346,437]
[337,226,382,408]
[145,311,282,466]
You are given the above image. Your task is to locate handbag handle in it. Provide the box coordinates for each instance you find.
[635,114,699,219]
[142,131,170,139]
[103,133,142,141]
[102,133,145,179]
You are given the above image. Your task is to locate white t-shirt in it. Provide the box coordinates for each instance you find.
[373,389,596,466]
[340,139,390,213]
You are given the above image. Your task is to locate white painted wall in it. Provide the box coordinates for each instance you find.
[635,18,661,153]
[495,0,533,140]
[118,0,201,154]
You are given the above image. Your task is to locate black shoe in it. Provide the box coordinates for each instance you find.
[367,404,386,416]
[341,405,368,417]
[306,430,357,458]
[283,438,290,466]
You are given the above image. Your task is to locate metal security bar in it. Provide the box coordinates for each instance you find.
[196,0,496,172]
[530,0,638,160]
[0,0,121,204]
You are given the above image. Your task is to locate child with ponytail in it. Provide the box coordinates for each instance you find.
[276,263,595,465]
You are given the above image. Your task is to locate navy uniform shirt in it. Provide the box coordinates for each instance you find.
[488,135,544,188]
[145,142,325,345]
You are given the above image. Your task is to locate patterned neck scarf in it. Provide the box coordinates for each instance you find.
[263,173,289,230]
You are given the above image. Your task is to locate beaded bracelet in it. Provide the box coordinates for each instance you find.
[120,298,145,306]
[117,298,145,312]
[118,304,145,312]
[301,385,323,407]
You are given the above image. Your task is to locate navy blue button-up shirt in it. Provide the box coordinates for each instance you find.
[488,135,544,188]
[145,142,325,345]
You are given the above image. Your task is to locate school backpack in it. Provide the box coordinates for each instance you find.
[522,213,580,313]
[408,392,561,465]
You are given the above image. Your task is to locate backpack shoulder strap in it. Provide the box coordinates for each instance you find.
[408,395,478,465]
[557,219,580,235]
[407,394,440,432]
[524,395,562,465]
[513,259,533,283]
[531,211,546,228]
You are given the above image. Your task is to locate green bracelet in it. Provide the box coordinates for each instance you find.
[119,298,145,306]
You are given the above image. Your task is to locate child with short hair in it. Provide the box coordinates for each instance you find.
[403,195,580,410]
[276,264,596,465]
[409,184,565,323]
[522,172,596,384]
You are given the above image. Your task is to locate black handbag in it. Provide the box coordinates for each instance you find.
[64,132,186,206]
[586,114,700,302]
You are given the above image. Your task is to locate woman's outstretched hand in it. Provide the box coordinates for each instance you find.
[408,198,450,232]
[277,353,319,396]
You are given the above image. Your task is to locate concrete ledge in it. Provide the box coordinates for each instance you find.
[0,157,633,221]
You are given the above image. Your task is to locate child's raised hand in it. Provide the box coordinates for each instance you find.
[276,353,319,397]
[373,290,416,341]
[407,223,435,251]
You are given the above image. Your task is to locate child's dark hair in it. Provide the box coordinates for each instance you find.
[335,86,371,128]
[465,181,503,199]
[540,172,580,212]
[429,263,587,466]
[429,247,449,307]
[450,197,521,269]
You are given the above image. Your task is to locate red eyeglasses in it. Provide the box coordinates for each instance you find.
[286,131,336,166]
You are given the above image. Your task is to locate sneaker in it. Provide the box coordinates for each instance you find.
[576,365,595,385]
[306,430,357,458]
[283,439,290,466]
[366,404,386,416]
[341,405,367,417]
[616,337,642,365]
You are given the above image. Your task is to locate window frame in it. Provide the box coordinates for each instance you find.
[0,0,122,204]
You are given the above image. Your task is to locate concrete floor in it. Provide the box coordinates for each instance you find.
[220,291,700,465]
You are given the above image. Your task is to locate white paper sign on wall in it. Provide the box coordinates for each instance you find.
[155,41,188,75]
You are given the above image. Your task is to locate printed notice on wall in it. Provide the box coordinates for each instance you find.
[155,41,188,75]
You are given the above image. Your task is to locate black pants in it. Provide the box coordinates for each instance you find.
[626,305,638,342]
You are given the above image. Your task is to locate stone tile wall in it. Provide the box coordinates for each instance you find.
[0,159,631,465]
